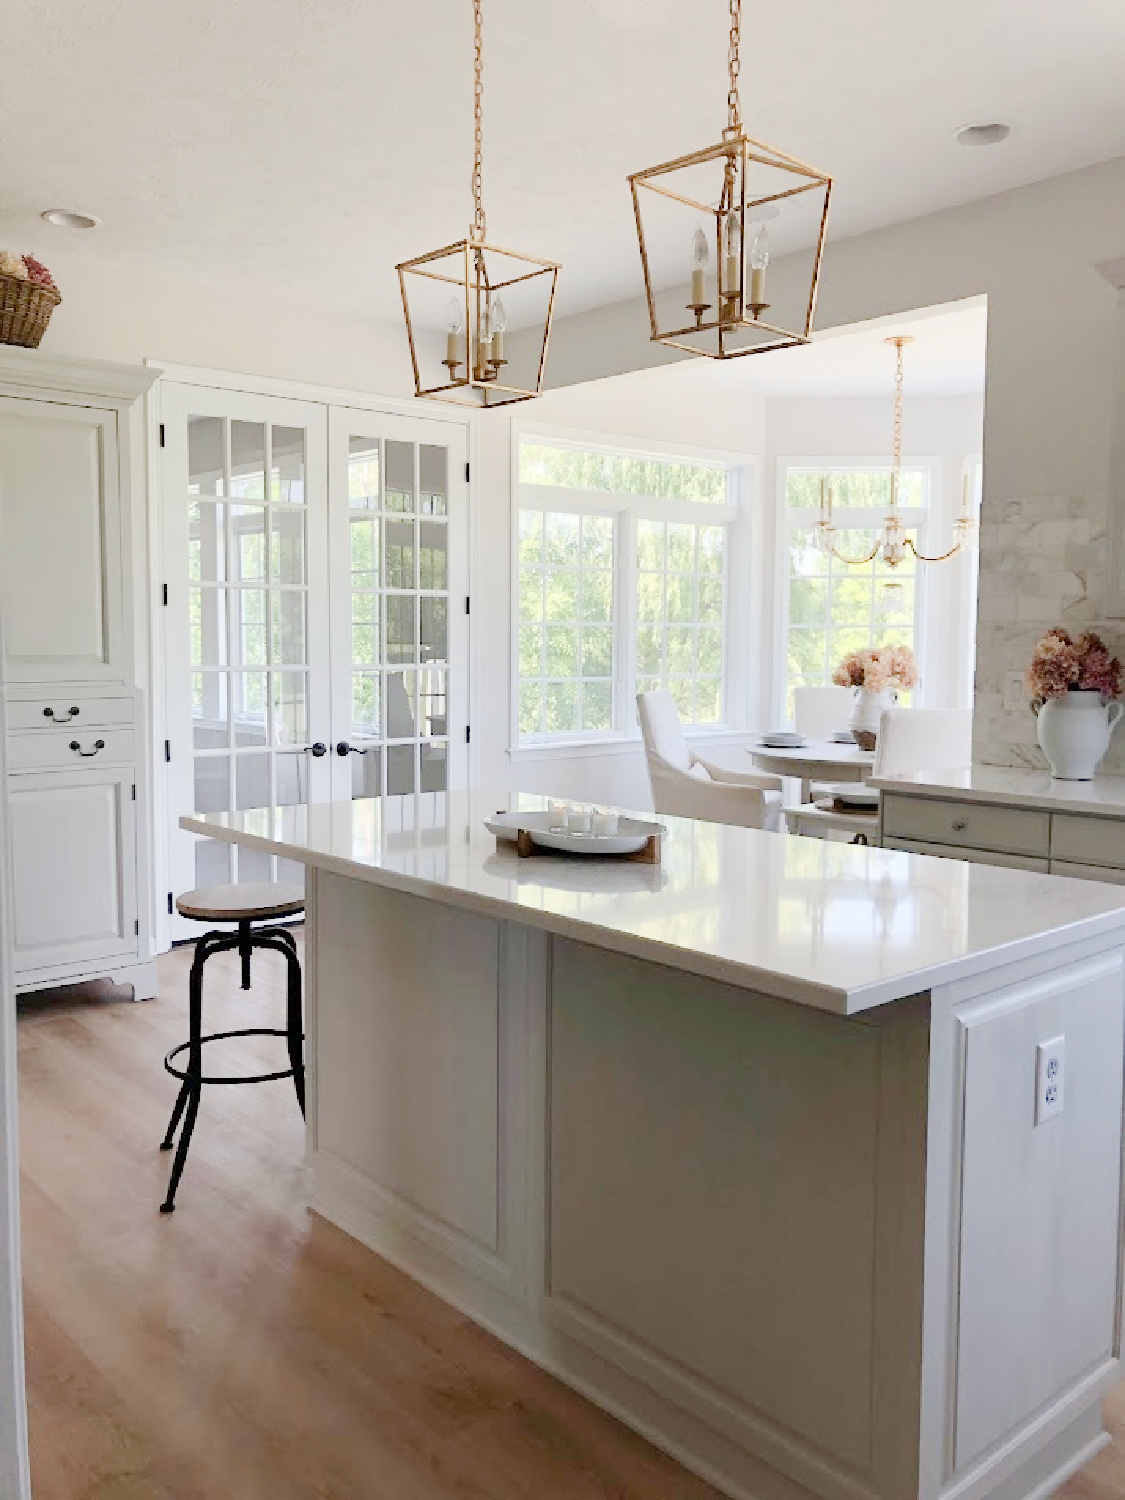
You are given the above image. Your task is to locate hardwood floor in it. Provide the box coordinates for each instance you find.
[16,938,1125,1500]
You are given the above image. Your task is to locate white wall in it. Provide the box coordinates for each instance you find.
[529,156,1125,770]
[23,247,418,397]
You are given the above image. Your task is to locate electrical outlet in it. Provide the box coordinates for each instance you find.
[1035,1036,1065,1125]
[1004,672,1026,713]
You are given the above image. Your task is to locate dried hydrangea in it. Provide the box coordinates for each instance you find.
[1026,628,1123,707]
[832,644,918,693]
[0,250,30,280]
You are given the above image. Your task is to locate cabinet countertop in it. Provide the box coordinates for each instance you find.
[182,790,1125,1016]
[871,766,1125,817]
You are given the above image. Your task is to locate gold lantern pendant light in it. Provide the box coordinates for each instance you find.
[815,336,979,572]
[396,0,560,407]
[628,0,833,359]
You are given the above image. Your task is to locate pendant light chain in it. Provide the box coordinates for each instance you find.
[727,0,742,131]
[471,0,486,241]
[890,336,904,508]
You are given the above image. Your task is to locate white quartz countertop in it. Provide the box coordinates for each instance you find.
[871,765,1125,817]
[182,791,1125,1016]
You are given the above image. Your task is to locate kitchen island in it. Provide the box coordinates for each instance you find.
[183,790,1125,1500]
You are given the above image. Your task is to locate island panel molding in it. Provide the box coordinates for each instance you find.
[184,793,1125,1500]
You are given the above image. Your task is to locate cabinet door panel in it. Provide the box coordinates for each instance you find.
[8,769,137,972]
[0,398,122,682]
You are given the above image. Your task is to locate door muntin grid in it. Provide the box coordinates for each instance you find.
[347,435,450,798]
[188,414,313,886]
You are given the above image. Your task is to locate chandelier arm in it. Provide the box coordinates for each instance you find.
[820,535,882,566]
[905,538,965,564]
[727,0,741,131]
[471,0,486,241]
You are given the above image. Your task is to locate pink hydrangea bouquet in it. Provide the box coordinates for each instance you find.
[1025,628,1123,709]
[832,643,919,693]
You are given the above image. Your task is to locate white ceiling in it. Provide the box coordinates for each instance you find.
[658,301,989,399]
[1,0,1123,324]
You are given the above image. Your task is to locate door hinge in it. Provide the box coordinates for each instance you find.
[131,783,136,801]
[465,595,471,615]
[159,423,166,448]
[134,919,140,936]
[164,739,171,763]
[162,583,168,606]
[465,461,470,482]
[167,892,174,916]
[465,725,471,744]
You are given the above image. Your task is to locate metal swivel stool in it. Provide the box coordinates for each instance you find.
[159,881,305,1213]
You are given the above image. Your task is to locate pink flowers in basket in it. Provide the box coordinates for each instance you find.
[0,250,59,291]
[832,644,919,694]
[1025,628,1123,708]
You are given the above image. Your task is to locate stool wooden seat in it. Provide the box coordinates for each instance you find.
[159,881,305,1214]
[176,881,305,923]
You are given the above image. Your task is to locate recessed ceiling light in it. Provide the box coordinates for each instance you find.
[40,209,100,229]
[954,122,1010,147]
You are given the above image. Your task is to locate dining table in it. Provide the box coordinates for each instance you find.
[747,738,875,804]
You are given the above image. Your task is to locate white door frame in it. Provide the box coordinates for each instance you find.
[0,500,34,1498]
[147,362,476,953]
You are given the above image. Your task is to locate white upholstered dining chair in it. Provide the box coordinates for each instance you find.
[637,690,784,831]
[785,706,974,843]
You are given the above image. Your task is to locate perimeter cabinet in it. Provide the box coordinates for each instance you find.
[0,351,160,998]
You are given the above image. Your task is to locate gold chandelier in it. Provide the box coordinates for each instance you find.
[628,0,832,360]
[815,336,978,569]
[396,0,560,407]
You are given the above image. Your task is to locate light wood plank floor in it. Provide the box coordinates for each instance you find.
[16,937,1125,1500]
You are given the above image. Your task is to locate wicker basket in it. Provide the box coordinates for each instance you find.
[0,272,61,349]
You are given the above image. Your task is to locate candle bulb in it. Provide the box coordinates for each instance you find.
[749,224,769,310]
[489,296,506,365]
[445,297,464,366]
[723,210,741,304]
[690,227,709,309]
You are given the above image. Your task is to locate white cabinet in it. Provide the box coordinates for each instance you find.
[0,351,159,999]
[8,767,138,977]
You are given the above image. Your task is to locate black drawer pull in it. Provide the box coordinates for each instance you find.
[69,739,105,758]
[951,818,968,831]
[44,705,80,719]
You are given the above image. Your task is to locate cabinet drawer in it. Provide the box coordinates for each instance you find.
[882,794,1050,857]
[6,696,135,732]
[883,836,1050,873]
[7,726,134,773]
[1050,814,1125,871]
[1049,860,1125,885]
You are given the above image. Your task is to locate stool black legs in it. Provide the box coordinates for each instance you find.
[159,923,304,1214]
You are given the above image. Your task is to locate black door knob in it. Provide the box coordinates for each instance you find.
[305,742,328,758]
[336,741,368,756]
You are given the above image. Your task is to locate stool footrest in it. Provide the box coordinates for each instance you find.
[163,1027,304,1087]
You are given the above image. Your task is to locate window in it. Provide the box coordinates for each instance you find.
[516,438,738,743]
[781,466,927,719]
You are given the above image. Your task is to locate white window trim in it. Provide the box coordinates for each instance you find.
[772,455,942,725]
[510,423,757,753]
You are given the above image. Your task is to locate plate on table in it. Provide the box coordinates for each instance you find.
[485,810,666,858]
[758,731,807,748]
[830,730,858,744]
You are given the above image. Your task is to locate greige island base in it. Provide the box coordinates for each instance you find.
[184,791,1125,1500]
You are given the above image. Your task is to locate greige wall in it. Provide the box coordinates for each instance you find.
[535,157,1125,769]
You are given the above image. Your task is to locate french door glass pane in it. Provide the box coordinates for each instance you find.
[270,426,305,503]
[188,417,224,497]
[344,426,453,802]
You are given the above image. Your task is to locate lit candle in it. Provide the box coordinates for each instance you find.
[690,227,708,308]
[749,224,769,309]
[489,296,507,364]
[445,297,464,366]
[723,211,741,303]
[567,805,592,834]
[547,799,568,830]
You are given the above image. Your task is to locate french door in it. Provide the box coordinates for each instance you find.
[162,384,469,941]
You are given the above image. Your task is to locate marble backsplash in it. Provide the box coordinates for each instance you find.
[972,491,1125,773]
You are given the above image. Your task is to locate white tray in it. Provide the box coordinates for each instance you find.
[486,809,665,858]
